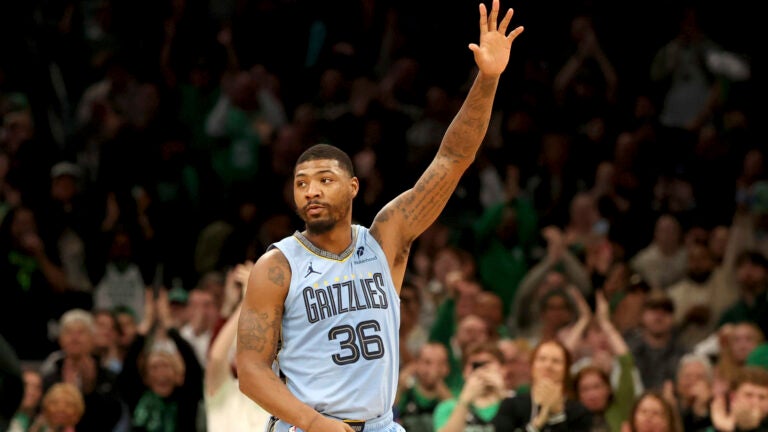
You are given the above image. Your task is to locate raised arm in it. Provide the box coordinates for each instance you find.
[369,0,524,286]
[235,249,353,432]
[207,261,251,397]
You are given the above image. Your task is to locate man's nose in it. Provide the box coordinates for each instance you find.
[305,181,321,198]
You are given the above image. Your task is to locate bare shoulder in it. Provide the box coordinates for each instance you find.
[370,198,408,250]
[249,248,292,292]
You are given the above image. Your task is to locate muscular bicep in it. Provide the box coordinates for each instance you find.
[371,153,466,268]
[236,250,289,368]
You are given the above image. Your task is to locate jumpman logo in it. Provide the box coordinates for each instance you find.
[305,262,321,278]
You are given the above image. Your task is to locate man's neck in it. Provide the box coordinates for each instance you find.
[416,382,441,399]
[303,224,353,255]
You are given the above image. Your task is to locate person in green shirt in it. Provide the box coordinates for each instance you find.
[566,289,638,432]
[433,341,506,432]
[395,342,452,432]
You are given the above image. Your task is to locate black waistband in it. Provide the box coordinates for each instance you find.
[343,419,365,431]
[266,416,366,431]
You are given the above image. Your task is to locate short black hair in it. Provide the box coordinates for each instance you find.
[736,250,768,270]
[295,144,355,177]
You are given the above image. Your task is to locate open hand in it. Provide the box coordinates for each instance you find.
[469,0,524,77]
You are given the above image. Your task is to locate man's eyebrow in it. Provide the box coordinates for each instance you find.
[295,169,337,177]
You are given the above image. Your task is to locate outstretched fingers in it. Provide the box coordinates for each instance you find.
[507,24,524,42]
[498,8,514,34]
[489,0,499,31]
[478,3,488,34]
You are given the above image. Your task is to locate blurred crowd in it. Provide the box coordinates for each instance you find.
[1,0,767,431]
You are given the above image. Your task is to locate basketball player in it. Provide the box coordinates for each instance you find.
[236,2,524,431]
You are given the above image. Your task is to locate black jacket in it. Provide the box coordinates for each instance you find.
[491,393,593,432]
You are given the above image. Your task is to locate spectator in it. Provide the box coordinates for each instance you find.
[8,366,44,432]
[204,261,270,432]
[562,192,608,265]
[434,341,507,432]
[38,161,94,298]
[674,353,715,432]
[423,245,478,333]
[92,226,149,321]
[0,205,66,360]
[625,291,687,391]
[717,251,768,339]
[179,287,220,367]
[650,5,723,141]
[510,225,591,342]
[552,13,619,127]
[566,289,639,432]
[630,213,688,291]
[92,308,124,374]
[117,288,203,432]
[204,65,286,195]
[588,161,631,237]
[624,390,683,432]
[667,241,739,350]
[428,270,485,355]
[473,291,508,342]
[471,165,539,316]
[713,322,765,388]
[530,287,578,346]
[399,277,429,367]
[709,366,768,432]
[497,337,532,396]
[0,108,58,207]
[443,313,491,396]
[113,305,141,364]
[28,382,86,432]
[525,130,587,228]
[40,308,125,432]
[611,273,653,335]
[492,339,592,431]
[395,342,452,432]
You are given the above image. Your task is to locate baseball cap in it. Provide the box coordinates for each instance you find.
[50,161,81,179]
[643,291,675,313]
[168,286,189,304]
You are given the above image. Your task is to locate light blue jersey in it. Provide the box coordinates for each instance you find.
[268,225,400,422]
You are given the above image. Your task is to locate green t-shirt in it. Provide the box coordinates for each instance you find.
[397,386,442,432]
[433,399,499,431]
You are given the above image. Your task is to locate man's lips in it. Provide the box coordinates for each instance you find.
[305,203,325,215]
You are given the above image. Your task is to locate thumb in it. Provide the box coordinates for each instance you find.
[468,43,480,52]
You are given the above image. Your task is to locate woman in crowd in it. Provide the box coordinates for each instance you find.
[28,382,85,432]
[624,391,682,432]
[492,339,592,430]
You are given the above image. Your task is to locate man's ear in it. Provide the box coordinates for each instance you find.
[350,176,360,198]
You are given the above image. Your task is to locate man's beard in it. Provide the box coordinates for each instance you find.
[306,218,336,235]
[300,199,351,235]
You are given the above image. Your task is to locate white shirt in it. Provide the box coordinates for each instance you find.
[180,324,212,367]
[205,376,271,432]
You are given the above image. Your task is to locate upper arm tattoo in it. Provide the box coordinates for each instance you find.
[238,305,282,359]
[237,252,288,359]
[400,160,456,231]
[268,263,286,287]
